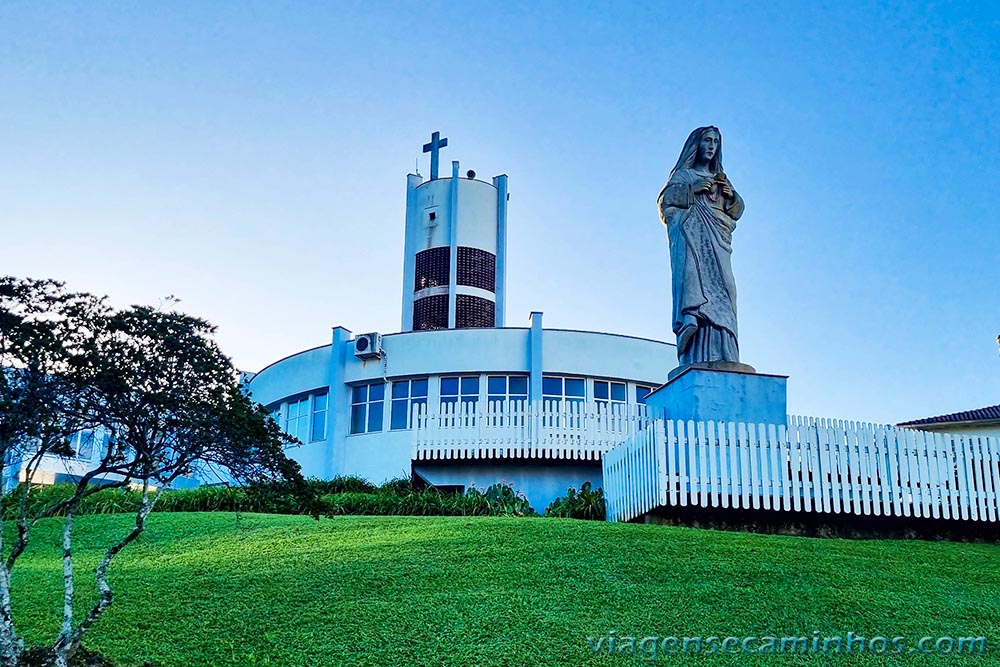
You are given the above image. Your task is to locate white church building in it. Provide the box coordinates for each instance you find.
[13,132,997,525]
[244,133,674,510]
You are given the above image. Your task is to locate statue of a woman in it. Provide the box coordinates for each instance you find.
[658,126,752,372]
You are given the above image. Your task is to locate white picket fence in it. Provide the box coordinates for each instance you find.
[413,400,654,461]
[603,416,1000,523]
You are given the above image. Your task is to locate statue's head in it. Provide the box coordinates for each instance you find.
[670,126,724,179]
[697,128,720,164]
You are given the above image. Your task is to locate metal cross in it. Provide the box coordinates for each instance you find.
[422,131,448,180]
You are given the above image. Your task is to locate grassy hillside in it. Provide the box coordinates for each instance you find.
[8,513,1000,666]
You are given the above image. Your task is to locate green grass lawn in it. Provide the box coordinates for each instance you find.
[8,513,1000,666]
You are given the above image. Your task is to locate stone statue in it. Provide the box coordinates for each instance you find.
[658,126,754,375]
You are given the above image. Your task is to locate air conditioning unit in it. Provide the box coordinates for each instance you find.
[353,332,382,360]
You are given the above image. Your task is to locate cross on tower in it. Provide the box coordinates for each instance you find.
[422,131,448,180]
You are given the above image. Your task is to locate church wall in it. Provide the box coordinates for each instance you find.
[287,440,336,482]
[455,179,499,254]
[414,178,452,250]
[343,328,531,383]
[340,430,414,483]
[542,329,673,387]
[248,345,333,407]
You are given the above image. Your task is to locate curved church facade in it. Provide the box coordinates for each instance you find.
[245,134,676,510]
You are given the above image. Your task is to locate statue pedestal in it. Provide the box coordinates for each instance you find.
[646,366,788,426]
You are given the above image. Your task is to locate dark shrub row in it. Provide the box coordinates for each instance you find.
[323,484,535,517]
[2,477,548,519]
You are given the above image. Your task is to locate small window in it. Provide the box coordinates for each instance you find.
[542,376,561,397]
[311,391,329,442]
[542,376,585,407]
[565,378,585,399]
[285,396,310,442]
[486,375,529,409]
[594,380,626,412]
[351,383,385,434]
[441,376,479,410]
[636,385,654,405]
[390,379,429,430]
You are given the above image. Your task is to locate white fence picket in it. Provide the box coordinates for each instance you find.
[747,423,760,510]
[985,435,999,522]
[935,432,948,519]
[973,436,988,521]
[825,418,836,512]
[708,421,720,508]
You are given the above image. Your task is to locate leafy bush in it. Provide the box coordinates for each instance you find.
[378,476,413,495]
[310,476,378,495]
[379,488,441,516]
[322,492,381,515]
[157,486,248,513]
[463,481,537,517]
[545,481,606,520]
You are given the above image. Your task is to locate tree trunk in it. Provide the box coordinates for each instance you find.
[65,483,158,658]
[52,511,76,667]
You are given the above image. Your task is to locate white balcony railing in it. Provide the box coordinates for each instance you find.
[413,400,655,461]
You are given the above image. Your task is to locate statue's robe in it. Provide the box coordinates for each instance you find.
[658,168,745,365]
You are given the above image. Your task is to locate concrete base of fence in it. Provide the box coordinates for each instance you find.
[647,367,788,426]
[640,505,1000,542]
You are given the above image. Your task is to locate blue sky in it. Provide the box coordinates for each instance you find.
[3,2,998,424]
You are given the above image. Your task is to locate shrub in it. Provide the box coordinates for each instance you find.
[464,481,537,517]
[156,486,248,513]
[545,481,606,520]
[322,492,382,515]
[378,476,413,495]
[383,487,447,516]
[311,476,378,495]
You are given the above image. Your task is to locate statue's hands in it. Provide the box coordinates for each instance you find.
[720,181,734,200]
[693,178,714,195]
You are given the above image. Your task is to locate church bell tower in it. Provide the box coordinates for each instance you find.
[400,132,508,331]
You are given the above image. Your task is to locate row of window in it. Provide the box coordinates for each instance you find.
[53,378,651,461]
[273,391,329,443]
[350,376,653,434]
